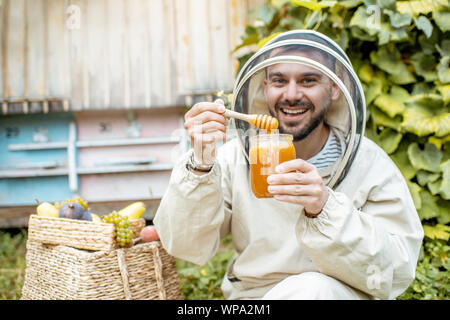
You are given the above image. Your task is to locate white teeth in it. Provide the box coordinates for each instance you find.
[281,108,307,115]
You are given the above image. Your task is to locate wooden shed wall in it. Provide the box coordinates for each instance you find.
[0,0,264,113]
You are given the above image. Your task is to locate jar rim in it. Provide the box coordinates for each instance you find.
[249,133,293,142]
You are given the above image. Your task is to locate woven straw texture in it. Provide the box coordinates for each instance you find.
[21,240,184,300]
[28,215,146,251]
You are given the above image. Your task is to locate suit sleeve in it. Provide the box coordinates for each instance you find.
[153,149,232,266]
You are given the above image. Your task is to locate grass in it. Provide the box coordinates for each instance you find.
[0,229,27,300]
[1,228,447,300]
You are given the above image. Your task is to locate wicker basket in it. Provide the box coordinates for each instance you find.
[27,214,146,251]
[21,239,184,300]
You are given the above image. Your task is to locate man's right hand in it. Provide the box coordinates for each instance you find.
[184,99,228,166]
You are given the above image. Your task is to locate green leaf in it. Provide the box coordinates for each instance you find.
[258,3,278,25]
[385,10,411,28]
[436,113,450,137]
[358,63,375,83]
[370,47,416,84]
[414,16,433,38]
[411,52,438,82]
[391,141,418,180]
[406,93,443,109]
[337,0,363,8]
[272,0,291,9]
[370,107,402,131]
[416,170,441,186]
[232,34,259,53]
[257,32,282,48]
[407,142,443,173]
[423,224,450,241]
[374,85,409,118]
[290,0,330,11]
[397,0,448,16]
[349,7,378,36]
[428,178,443,195]
[437,56,450,84]
[436,199,450,224]
[418,190,441,220]
[378,0,396,10]
[439,159,450,200]
[438,84,450,105]
[407,181,423,209]
[433,11,450,32]
[365,78,384,105]
[437,39,450,57]
[401,103,450,137]
[381,129,403,154]
[428,135,450,150]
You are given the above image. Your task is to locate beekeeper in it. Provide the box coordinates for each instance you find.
[154,30,424,300]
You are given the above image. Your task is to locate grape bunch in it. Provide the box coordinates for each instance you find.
[102,211,133,247]
[54,197,89,211]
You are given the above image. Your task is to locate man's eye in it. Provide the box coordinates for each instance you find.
[302,78,317,84]
[272,78,286,84]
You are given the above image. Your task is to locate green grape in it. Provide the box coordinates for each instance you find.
[102,211,133,247]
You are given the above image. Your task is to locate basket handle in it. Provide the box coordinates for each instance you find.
[117,248,133,300]
[151,243,167,300]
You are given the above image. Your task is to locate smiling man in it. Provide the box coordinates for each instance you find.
[154,30,424,300]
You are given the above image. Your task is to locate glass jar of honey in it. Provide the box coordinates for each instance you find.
[249,134,296,198]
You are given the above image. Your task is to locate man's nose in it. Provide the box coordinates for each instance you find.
[284,80,302,104]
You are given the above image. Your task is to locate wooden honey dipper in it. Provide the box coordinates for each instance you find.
[222,109,279,132]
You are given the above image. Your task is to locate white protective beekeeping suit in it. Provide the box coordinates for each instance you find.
[154,30,424,300]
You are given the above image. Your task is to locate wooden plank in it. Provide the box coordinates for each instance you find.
[67,0,87,110]
[0,0,5,103]
[47,0,69,100]
[106,0,125,109]
[8,141,68,151]
[79,171,170,202]
[77,163,173,175]
[8,136,180,151]
[148,0,167,107]
[0,168,69,178]
[126,0,150,108]
[86,0,107,109]
[209,0,233,91]
[173,0,192,95]
[6,0,25,99]
[26,0,46,100]
[190,0,212,90]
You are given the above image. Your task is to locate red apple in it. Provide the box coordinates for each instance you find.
[140,225,159,242]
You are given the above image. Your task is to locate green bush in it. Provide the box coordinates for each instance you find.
[0,229,27,300]
[231,0,449,299]
[177,235,234,300]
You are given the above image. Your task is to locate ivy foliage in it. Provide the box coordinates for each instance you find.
[233,0,449,299]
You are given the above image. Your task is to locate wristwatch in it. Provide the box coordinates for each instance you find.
[186,153,214,173]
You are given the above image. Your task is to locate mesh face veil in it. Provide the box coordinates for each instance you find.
[231,30,366,189]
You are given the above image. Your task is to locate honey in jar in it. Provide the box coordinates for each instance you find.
[249,134,296,198]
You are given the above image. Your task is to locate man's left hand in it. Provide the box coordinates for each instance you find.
[267,159,329,217]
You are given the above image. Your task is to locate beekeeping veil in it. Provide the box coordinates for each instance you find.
[232,30,366,189]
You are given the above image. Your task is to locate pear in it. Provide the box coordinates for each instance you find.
[36,201,59,218]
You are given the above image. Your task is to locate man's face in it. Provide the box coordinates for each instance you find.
[263,60,340,141]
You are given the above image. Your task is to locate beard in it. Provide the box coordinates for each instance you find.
[269,97,331,142]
